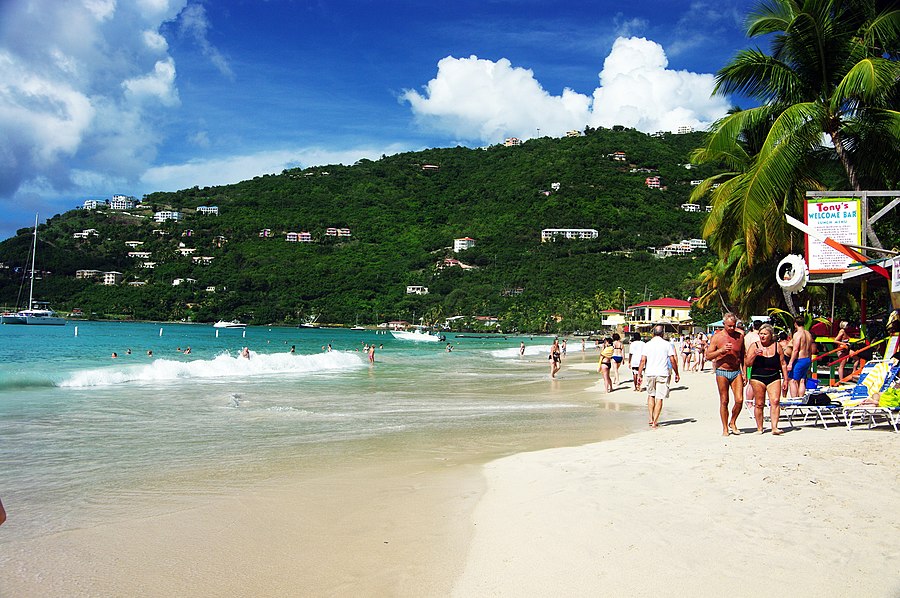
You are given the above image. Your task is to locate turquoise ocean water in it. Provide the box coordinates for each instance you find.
[0,322,639,540]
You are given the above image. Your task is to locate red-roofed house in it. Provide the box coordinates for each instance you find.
[626,298,692,325]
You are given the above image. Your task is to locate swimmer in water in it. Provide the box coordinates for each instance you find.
[241,347,250,359]
[111,352,118,358]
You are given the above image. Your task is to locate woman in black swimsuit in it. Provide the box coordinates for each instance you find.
[745,324,789,434]
[549,339,561,378]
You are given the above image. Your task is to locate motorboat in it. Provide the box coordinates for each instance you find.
[213,320,247,329]
[350,325,366,331]
[2,216,66,326]
[391,327,445,342]
[300,314,320,328]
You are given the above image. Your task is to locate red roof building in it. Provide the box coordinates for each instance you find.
[626,298,692,324]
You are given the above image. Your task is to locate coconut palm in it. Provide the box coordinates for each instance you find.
[692,0,900,313]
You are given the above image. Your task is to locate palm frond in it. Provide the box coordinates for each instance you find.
[832,57,900,110]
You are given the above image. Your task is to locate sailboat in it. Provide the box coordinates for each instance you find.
[1,215,66,326]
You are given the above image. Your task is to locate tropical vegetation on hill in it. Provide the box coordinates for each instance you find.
[0,128,717,332]
[691,0,900,318]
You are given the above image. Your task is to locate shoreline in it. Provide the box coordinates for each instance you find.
[1,349,641,596]
[452,367,900,597]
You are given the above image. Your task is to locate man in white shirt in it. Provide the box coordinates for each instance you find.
[637,325,680,428]
[626,333,645,392]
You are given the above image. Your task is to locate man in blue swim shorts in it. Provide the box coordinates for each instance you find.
[787,315,814,398]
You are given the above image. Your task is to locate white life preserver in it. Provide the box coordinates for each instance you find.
[776,254,808,293]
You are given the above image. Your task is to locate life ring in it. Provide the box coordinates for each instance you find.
[776,254,808,293]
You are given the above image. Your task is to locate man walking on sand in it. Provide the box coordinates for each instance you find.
[787,315,814,398]
[637,325,679,428]
[706,313,746,436]
[627,333,645,392]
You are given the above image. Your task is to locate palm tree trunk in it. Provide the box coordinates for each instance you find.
[830,130,883,249]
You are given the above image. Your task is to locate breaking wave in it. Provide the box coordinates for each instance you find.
[58,350,365,387]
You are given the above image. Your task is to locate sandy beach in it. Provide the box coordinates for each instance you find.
[452,365,900,597]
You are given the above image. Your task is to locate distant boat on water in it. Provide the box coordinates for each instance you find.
[213,320,246,329]
[300,314,320,329]
[1,215,66,326]
[391,327,444,342]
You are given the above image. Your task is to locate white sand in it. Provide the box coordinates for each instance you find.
[452,367,900,597]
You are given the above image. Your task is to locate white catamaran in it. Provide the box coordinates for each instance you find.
[1,215,66,326]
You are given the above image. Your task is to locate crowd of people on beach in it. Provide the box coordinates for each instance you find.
[546,310,838,436]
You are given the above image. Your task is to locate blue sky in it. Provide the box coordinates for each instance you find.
[0,0,756,239]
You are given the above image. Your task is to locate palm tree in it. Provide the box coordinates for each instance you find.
[692,0,900,312]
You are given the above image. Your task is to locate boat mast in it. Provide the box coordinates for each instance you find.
[28,214,38,310]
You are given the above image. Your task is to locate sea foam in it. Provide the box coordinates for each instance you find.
[489,344,552,358]
[59,350,365,387]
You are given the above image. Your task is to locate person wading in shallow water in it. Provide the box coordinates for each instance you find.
[706,313,746,436]
[549,339,561,378]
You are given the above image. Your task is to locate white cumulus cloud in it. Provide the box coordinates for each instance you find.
[402,56,590,142]
[0,0,187,201]
[123,58,179,106]
[402,36,731,143]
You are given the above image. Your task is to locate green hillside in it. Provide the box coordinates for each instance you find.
[0,128,719,332]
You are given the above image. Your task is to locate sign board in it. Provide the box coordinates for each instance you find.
[892,255,900,293]
[805,198,862,273]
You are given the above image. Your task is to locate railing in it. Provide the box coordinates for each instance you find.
[810,336,891,386]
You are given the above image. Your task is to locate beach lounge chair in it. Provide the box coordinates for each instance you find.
[843,404,900,432]
[841,360,900,432]
[749,360,899,430]
[780,393,847,429]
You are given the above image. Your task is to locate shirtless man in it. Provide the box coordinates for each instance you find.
[787,315,814,397]
[743,320,761,351]
[705,313,746,436]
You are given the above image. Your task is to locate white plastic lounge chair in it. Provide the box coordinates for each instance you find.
[841,360,900,432]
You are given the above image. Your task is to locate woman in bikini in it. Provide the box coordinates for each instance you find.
[597,338,614,392]
[680,334,692,371]
[745,324,789,434]
[611,333,624,386]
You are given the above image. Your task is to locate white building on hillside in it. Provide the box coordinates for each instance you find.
[110,195,137,210]
[453,237,475,253]
[154,211,182,222]
[102,271,123,285]
[541,228,598,242]
[196,206,219,216]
